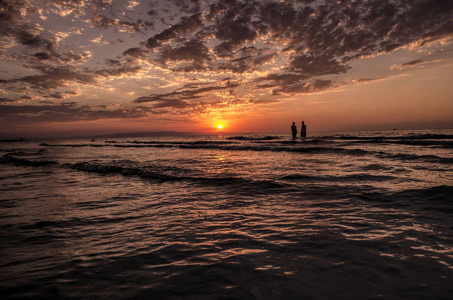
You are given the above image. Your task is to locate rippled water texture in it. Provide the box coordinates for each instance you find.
[1,130,452,299]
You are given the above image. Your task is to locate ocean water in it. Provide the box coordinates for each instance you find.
[0,129,452,299]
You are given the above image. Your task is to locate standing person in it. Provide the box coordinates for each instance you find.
[291,122,297,139]
[301,121,307,138]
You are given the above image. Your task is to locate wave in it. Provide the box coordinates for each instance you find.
[377,153,453,164]
[34,142,453,164]
[68,162,185,181]
[275,139,330,145]
[127,140,234,145]
[39,141,374,156]
[0,154,57,167]
[339,134,453,140]
[347,139,453,147]
[0,138,27,143]
[361,164,394,171]
[66,161,289,195]
[225,135,281,141]
[40,142,110,148]
[289,147,370,156]
[176,143,373,156]
[280,173,401,182]
[374,185,453,213]
[39,135,453,150]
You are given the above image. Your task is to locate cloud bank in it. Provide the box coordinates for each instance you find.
[0,0,452,132]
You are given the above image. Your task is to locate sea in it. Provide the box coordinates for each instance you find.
[0,129,452,300]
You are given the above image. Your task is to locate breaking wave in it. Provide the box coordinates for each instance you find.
[339,133,453,140]
[280,173,403,182]
[0,154,57,167]
[225,135,281,141]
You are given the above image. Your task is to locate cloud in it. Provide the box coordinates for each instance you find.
[290,55,349,76]
[89,1,151,33]
[17,31,54,49]
[214,17,257,57]
[0,66,95,91]
[0,102,148,123]
[1,64,142,97]
[0,0,56,53]
[217,47,276,73]
[259,2,297,37]
[159,39,210,68]
[391,59,425,70]
[0,0,28,37]
[136,0,452,94]
[1,0,452,127]
[271,79,335,95]
[0,98,16,104]
[151,13,203,43]
[33,52,51,60]
[133,80,240,109]
[123,47,147,59]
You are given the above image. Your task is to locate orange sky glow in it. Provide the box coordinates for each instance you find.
[0,0,452,138]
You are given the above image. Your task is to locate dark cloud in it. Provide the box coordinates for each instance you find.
[90,2,150,32]
[290,54,349,76]
[0,64,141,98]
[139,0,452,83]
[133,80,240,109]
[45,92,65,99]
[17,31,53,49]
[0,0,28,36]
[391,59,425,71]
[0,102,147,123]
[355,77,385,83]
[0,66,95,91]
[0,98,15,104]
[172,0,202,14]
[259,2,297,37]
[39,100,54,104]
[146,37,160,49]
[154,13,203,41]
[106,59,122,66]
[152,99,191,109]
[0,1,55,53]
[123,47,147,59]
[272,79,334,95]
[400,59,424,68]
[34,52,51,60]
[217,46,276,73]
[160,39,210,65]
[213,4,258,57]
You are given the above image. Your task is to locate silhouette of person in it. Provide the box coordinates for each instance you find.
[291,122,297,139]
[301,121,307,138]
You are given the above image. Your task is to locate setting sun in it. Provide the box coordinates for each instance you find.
[217,124,223,130]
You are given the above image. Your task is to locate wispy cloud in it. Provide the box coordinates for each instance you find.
[391,59,425,70]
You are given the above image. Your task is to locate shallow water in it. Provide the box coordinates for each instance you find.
[1,129,452,299]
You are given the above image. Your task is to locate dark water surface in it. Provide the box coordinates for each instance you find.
[1,130,452,299]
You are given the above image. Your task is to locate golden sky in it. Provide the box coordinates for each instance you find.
[1,0,452,137]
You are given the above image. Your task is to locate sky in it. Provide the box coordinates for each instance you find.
[0,0,452,138]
